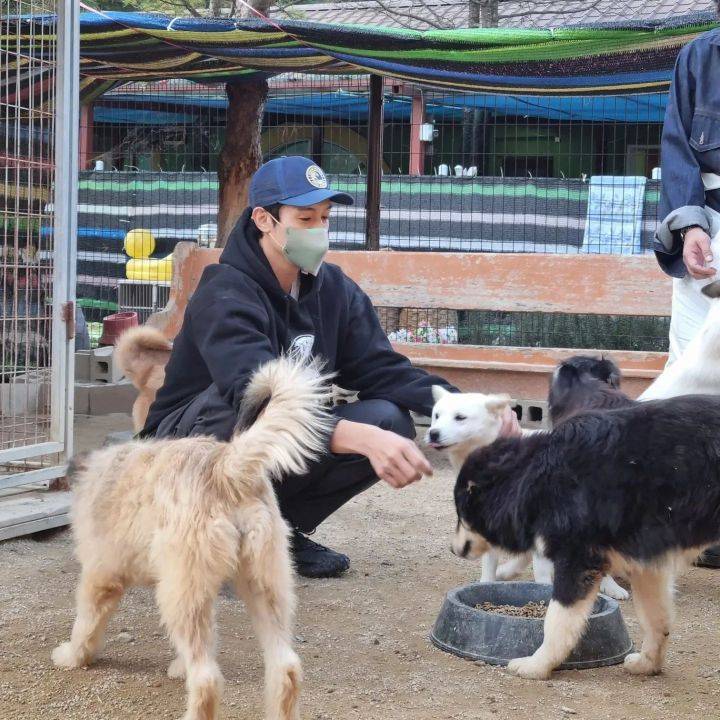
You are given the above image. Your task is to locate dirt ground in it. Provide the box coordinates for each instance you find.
[1,413,719,720]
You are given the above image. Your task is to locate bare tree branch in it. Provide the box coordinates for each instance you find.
[368,0,452,30]
[499,0,603,19]
[180,0,202,18]
[361,0,607,30]
[422,1,458,26]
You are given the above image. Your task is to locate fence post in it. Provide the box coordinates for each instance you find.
[365,74,384,251]
[51,0,80,456]
[409,90,425,176]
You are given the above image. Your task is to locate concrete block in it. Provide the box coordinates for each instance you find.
[74,351,92,382]
[91,345,124,384]
[512,399,550,431]
[88,379,137,416]
[73,383,91,415]
[0,371,46,416]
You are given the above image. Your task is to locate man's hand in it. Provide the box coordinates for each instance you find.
[331,420,433,489]
[683,227,716,280]
[498,405,522,438]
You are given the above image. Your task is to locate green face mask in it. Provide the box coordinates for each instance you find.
[276,224,330,276]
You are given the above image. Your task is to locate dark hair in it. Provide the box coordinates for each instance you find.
[262,203,282,221]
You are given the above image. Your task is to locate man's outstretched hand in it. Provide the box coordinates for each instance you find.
[331,420,433,489]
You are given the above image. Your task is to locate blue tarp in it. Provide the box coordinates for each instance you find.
[98,89,668,125]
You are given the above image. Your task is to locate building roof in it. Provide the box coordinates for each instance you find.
[274,0,716,31]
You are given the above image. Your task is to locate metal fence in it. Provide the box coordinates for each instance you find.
[76,69,669,350]
[0,1,78,535]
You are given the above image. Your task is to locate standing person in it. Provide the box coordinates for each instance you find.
[653,17,720,568]
[654,19,720,361]
[142,156,521,578]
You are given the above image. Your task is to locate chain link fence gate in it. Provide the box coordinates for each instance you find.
[0,1,78,539]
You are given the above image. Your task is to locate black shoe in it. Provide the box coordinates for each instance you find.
[290,530,350,579]
[695,544,720,568]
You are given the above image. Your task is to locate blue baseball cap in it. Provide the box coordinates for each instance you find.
[248,156,354,208]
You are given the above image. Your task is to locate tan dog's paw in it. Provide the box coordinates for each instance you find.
[507,655,553,680]
[52,642,88,669]
[623,652,662,676]
[167,655,186,679]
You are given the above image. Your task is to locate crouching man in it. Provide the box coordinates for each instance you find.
[142,156,519,577]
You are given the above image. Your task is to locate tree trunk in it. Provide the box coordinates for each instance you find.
[468,0,480,26]
[216,76,269,248]
[479,0,499,28]
[469,0,498,28]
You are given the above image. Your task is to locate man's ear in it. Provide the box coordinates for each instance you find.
[432,385,449,403]
[251,206,276,234]
[485,393,512,415]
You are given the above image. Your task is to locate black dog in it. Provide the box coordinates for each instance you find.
[548,355,630,427]
[452,393,720,679]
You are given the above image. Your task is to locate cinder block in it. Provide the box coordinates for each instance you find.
[74,384,91,415]
[512,399,550,431]
[88,379,137,416]
[74,351,92,382]
[91,345,124,384]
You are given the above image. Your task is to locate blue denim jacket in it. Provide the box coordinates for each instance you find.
[656,28,720,277]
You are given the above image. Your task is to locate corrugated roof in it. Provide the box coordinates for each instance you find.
[273,0,716,31]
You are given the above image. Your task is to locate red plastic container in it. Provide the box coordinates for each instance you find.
[99,311,138,346]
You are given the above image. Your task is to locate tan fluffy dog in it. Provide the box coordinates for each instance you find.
[52,356,334,720]
[115,326,173,431]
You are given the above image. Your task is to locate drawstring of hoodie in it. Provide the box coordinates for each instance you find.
[284,297,291,351]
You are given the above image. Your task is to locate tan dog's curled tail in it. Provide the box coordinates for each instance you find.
[115,326,173,382]
[115,326,173,431]
[227,356,336,484]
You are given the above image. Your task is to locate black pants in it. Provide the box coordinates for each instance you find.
[155,386,415,532]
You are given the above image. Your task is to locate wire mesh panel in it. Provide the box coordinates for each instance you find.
[376,307,670,353]
[76,74,373,327]
[1,3,57,456]
[79,70,668,353]
[382,86,662,253]
[0,2,77,518]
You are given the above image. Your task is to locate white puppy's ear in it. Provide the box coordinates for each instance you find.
[485,393,512,414]
[432,385,449,403]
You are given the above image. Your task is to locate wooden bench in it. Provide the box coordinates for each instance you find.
[148,242,672,401]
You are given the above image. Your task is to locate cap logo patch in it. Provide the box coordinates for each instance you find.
[306,165,328,189]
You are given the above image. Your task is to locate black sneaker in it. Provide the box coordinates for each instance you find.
[695,544,720,569]
[290,530,350,579]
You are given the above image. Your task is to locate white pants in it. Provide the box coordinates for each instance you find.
[666,207,720,365]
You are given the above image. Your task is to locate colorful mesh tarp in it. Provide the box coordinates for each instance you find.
[2,9,718,106]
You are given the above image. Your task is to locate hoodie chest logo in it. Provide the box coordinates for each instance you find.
[289,333,315,361]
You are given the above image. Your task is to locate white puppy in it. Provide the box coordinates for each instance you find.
[425,386,539,583]
[426,386,629,600]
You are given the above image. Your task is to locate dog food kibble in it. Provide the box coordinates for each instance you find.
[475,601,547,618]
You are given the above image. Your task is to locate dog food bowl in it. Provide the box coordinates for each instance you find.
[430,581,633,670]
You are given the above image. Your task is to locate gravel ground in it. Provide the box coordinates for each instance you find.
[1,413,719,720]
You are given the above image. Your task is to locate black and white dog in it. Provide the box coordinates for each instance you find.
[452,393,720,679]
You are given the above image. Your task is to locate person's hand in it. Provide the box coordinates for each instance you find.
[683,227,716,280]
[364,428,433,488]
[498,405,522,438]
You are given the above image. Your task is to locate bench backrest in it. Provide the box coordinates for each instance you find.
[149,242,672,398]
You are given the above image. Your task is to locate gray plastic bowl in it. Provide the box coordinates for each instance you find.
[430,581,633,670]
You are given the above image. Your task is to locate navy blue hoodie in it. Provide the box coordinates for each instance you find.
[143,208,456,437]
